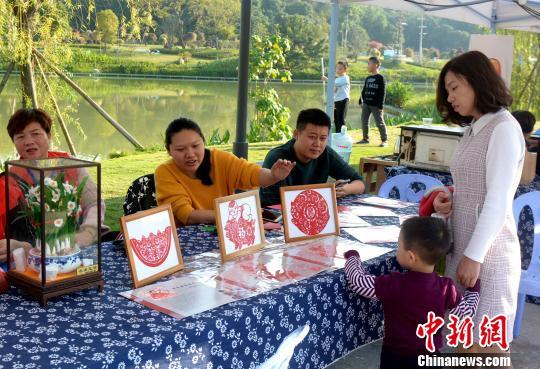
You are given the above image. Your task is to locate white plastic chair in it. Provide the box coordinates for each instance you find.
[378,174,444,203]
[512,191,540,338]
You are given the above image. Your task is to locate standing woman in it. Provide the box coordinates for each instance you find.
[323,61,350,133]
[434,51,525,355]
[155,117,295,226]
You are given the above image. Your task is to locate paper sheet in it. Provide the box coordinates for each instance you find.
[354,197,409,209]
[340,205,397,217]
[338,212,371,228]
[344,225,401,244]
[119,273,237,319]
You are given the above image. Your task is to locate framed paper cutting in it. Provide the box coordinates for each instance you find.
[120,204,184,288]
[214,190,266,261]
[280,183,339,242]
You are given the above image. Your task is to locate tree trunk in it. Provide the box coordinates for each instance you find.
[14,3,38,108]
[20,57,38,108]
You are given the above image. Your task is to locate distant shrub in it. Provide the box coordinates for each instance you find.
[386,81,413,108]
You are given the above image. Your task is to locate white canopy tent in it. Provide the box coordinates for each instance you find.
[311,0,540,126]
[233,0,540,157]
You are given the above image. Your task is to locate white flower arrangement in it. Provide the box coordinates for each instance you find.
[17,172,88,256]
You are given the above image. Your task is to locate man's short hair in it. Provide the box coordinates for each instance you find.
[368,56,381,66]
[296,108,331,132]
[512,110,536,134]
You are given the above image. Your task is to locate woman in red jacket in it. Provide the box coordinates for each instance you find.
[1,108,105,265]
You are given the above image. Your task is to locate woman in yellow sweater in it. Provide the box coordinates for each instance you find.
[155,118,295,226]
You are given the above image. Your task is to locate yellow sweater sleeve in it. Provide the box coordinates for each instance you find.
[155,162,194,225]
[214,150,262,191]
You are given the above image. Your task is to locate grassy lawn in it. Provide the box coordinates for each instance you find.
[102,126,399,231]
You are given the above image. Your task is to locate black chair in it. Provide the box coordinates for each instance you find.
[123,174,157,216]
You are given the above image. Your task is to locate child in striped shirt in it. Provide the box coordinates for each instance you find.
[344,216,480,369]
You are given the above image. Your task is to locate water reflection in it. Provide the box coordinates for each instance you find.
[0,77,433,157]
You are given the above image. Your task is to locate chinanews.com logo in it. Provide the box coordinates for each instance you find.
[416,312,512,367]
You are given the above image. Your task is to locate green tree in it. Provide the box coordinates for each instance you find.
[248,34,293,142]
[182,0,240,47]
[96,9,119,49]
[499,30,540,118]
[280,14,328,69]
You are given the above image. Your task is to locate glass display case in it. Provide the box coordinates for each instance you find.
[5,157,103,305]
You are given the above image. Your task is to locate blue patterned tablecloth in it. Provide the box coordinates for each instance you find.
[0,195,415,369]
[385,166,540,305]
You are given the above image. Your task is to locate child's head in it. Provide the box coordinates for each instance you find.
[336,61,348,75]
[368,57,380,73]
[396,216,450,270]
[512,110,536,140]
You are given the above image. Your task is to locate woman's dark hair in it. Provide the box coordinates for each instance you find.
[400,216,451,265]
[512,110,536,134]
[7,108,53,140]
[164,117,213,186]
[436,51,513,124]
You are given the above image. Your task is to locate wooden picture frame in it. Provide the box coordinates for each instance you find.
[120,204,184,288]
[280,183,340,243]
[214,190,266,261]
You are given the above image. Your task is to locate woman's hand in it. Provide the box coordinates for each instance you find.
[433,191,453,218]
[270,159,296,181]
[456,256,481,288]
[321,76,328,82]
[76,226,98,246]
[0,239,6,263]
[0,239,32,263]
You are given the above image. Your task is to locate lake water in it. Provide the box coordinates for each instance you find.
[0,77,434,158]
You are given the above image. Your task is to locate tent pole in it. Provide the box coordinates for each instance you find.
[233,0,251,160]
[490,1,497,33]
[325,0,340,140]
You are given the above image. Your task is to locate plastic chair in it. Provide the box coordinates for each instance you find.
[123,174,157,215]
[378,174,444,203]
[513,191,540,338]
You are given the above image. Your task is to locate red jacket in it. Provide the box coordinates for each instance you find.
[0,151,70,239]
[418,186,454,217]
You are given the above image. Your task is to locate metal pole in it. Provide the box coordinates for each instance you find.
[233,0,251,160]
[325,0,340,137]
[490,1,497,33]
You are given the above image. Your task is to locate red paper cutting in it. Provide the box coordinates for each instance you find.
[130,226,172,267]
[290,190,330,235]
[224,200,256,250]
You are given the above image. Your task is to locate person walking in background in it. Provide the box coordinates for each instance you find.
[357,57,388,147]
[322,61,350,133]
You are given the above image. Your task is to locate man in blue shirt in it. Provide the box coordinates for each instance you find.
[260,108,365,206]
